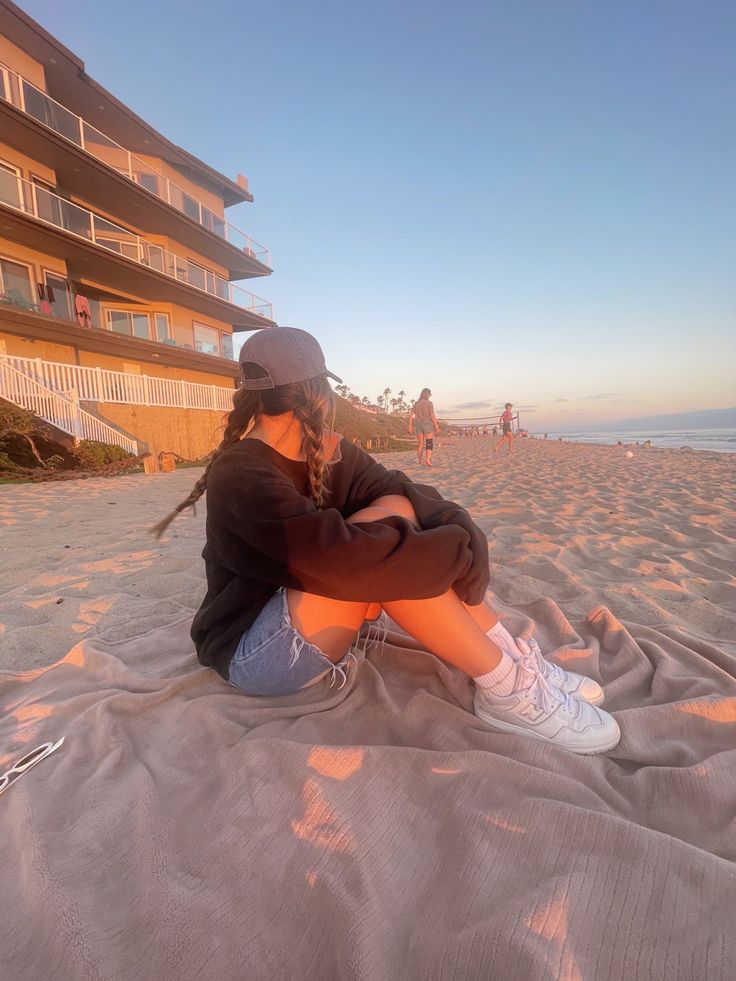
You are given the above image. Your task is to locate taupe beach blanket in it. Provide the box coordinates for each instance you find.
[2,599,735,981]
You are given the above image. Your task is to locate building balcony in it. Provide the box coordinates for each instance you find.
[0,302,242,380]
[0,63,272,279]
[0,171,275,331]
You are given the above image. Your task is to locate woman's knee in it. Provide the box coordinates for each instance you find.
[368,494,418,524]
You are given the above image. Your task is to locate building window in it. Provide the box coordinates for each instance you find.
[0,257,33,305]
[107,309,151,339]
[154,313,170,342]
[221,333,233,360]
[193,322,220,356]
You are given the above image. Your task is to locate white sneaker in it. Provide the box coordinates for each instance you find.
[474,650,620,755]
[515,637,604,706]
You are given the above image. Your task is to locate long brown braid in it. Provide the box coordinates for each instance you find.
[151,368,334,538]
[294,398,329,508]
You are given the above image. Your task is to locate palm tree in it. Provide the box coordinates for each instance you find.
[398,390,407,413]
[376,395,384,412]
[361,396,369,406]
[383,387,391,413]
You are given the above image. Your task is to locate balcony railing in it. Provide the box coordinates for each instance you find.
[0,63,271,266]
[0,171,274,320]
[0,355,235,413]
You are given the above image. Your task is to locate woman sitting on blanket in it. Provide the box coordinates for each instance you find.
[155,327,620,755]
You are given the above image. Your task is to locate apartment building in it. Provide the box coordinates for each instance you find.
[0,0,275,459]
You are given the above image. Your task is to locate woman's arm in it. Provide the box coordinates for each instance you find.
[339,443,490,603]
[209,456,474,604]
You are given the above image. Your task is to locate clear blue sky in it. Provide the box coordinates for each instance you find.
[22,0,736,428]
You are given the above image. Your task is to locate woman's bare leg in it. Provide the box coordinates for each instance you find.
[462,599,497,632]
[285,494,503,676]
[366,495,500,631]
[416,432,425,464]
[367,496,499,624]
[382,591,501,677]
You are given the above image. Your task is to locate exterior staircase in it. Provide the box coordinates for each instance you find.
[0,356,140,455]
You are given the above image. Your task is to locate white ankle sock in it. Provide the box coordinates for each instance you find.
[486,620,519,657]
[474,649,518,696]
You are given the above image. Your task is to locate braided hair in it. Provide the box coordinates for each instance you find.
[151,363,334,538]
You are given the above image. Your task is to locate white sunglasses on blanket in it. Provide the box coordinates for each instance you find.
[0,737,65,797]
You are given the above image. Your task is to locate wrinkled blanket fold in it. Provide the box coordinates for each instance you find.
[1,599,735,981]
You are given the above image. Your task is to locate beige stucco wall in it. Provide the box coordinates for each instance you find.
[95,404,226,459]
[0,331,76,363]
[0,140,57,184]
[0,37,46,89]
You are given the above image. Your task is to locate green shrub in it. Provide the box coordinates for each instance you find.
[0,450,21,472]
[74,440,133,468]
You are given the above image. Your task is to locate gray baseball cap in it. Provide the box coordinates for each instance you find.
[239,326,343,390]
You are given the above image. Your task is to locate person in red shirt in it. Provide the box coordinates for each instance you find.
[494,402,515,454]
[154,330,619,754]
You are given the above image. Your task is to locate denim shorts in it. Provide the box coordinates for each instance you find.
[228,588,360,697]
[415,419,434,436]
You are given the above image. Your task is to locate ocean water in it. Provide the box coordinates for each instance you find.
[539,428,736,453]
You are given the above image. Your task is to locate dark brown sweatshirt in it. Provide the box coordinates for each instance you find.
[191,436,490,679]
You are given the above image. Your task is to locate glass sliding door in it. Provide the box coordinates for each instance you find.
[33,178,63,227]
[132,313,150,339]
[193,322,220,355]
[0,257,34,305]
[107,310,130,335]
[0,160,23,210]
[43,272,71,319]
[154,313,170,342]
[106,310,151,338]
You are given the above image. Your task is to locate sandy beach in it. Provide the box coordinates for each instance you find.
[1,437,734,670]
[3,436,736,981]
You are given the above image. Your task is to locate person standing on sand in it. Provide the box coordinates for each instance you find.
[409,388,440,466]
[153,327,620,755]
[494,403,515,454]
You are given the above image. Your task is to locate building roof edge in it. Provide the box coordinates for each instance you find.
[1,0,253,206]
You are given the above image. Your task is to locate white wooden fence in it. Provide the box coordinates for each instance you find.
[0,360,139,454]
[0,355,235,412]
